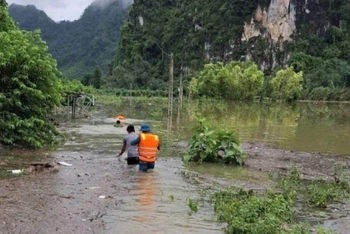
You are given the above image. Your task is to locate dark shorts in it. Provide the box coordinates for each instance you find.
[139,161,155,172]
[127,157,139,165]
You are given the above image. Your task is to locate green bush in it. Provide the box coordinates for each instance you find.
[214,189,294,234]
[183,118,245,165]
[58,79,93,94]
[213,187,338,234]
[270,67,303,101]
[309,87,331,100]
[278,165,350,208]
[189,61,264,101]
[306,180,349,208]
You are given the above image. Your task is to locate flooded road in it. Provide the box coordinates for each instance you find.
[1,100,350,233]
[56,114,223,234]
[103,163,221,234]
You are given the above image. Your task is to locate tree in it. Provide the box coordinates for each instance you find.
[226,62,264,100]
[190,61,264,101]
[269,68,303,101]
[81,68,102,89]
[81,73,93,86]
[188,77,199,98]
[304,58,350,91]
[0,0,15,31]
[92,68,102,89]
[0,4,62,148]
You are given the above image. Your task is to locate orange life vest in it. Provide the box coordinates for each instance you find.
[138,133,159,163]
[115,115,125,120]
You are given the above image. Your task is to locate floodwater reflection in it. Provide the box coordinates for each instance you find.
[133,172,157,224]
[159,101,350,155]
[105,160,223,234]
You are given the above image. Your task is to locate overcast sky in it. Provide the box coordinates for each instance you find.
[7,0,99,22]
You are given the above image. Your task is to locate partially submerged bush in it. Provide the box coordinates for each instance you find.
[214,188,294,234]
[306,180,349,208]
[183,118,245,165]
[278,165,350,208]
[213,187,338,234]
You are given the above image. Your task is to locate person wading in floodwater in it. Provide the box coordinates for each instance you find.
[131,124,160,172]
[117,125,139,165]
[114,114,125,127]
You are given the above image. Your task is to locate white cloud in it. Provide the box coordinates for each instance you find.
[6,0,131,22]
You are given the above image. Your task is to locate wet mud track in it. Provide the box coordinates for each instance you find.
[0,117,222,234]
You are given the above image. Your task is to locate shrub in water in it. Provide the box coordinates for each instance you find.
[214,189,294,234]
[183,118,245,165]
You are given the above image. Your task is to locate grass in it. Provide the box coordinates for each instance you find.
[181,165,346,234]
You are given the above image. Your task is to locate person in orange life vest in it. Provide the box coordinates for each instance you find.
[115,114,125,120]
[131,124,160,172]
[115,114,125,123]
[114,114,126,127]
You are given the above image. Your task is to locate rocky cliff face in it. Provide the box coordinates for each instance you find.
[114,0,345,88]
[242,0,297,70]
[240,0,343,71]
[243,0,296,43]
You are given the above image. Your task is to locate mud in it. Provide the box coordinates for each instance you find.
[0,114,223,234]
[1,112,350,233]
[182,142,350,234]
[243,142,350,182]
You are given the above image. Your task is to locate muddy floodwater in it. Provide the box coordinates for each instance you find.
[112,100,350,155]
[1,100,350,233]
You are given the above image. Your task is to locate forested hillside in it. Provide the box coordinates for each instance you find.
[9,0,127,79]
[113,0,350,100]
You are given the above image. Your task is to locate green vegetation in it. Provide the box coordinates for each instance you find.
[189,61,264,100]
[278,165,350,209]
[187,198,198,213]
[214,189,295,234]
[188,61,304,101]
[0,2,63,148]
[211,166,346,234]
[183,118,245,165]
[9,0,350,100]
[269,68,303,101]
[0,2,94,148]
[113,0,350,100]
[81,68,102,89]
[59,78,94,94]
[9,1,127,79]
[306,180,349,208]
[114,0,257,89]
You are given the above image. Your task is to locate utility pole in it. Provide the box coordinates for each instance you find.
[168,53,174,118]
[129,83,132,106]
[179,65,183,110]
